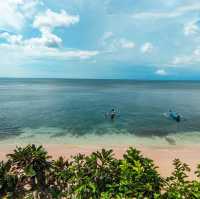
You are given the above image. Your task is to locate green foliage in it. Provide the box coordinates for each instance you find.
[69,149,120,198]
[1,145,200,198]
[117,147,162,198]
[7,144,52,198]
[0,161,18,198]
[162,158,200,199]
[162,159,191,198]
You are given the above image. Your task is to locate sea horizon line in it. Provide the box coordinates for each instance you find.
[0,77,200,81]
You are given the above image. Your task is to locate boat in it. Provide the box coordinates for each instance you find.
[169,110,181,122]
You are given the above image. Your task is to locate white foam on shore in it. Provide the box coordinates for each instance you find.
[1,127,200,147]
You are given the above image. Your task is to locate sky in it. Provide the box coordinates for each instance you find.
[1,0,200,79]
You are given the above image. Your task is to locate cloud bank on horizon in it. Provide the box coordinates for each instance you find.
[0,0,200,79]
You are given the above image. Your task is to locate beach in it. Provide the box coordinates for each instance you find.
[1,79,200,179]
[0,143,199,179]
[1,0,200,196]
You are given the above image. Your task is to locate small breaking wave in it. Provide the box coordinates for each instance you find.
[0,127,200,147]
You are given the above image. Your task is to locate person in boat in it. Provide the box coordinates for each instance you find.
[176,114,181,122]
[110,108,116,120]
[105,108,117,120]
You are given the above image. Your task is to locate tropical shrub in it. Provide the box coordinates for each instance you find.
[7,144,52,198]
[162,159,200,199]
[117,147,162,198]
[0,161,18,198]
[69,149,120,199]
[0,144,200,198]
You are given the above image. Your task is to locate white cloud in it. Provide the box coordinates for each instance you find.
[0,29,62,48]
[184,21,200,36]
[141,42,154,54]
[0,32,23,45]
[0,42,98,61]
[0,9,97,61]
[109,38,135,50]
[20,0,43,19]
[119,38,135,49]
[0,0,40,30]
[33,9,79,31]
[101,32,135,51]
[173,55,193,65]
[172,47,200,65]
[155,69,168,76]
[27,29,62,47]
[0,1,98,74]
[132,3,200,19]
[28,9,80,48]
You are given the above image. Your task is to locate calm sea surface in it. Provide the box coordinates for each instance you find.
[1,78,200,146]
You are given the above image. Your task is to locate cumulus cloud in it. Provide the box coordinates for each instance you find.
[29,10,80,48]
[0,39,98,61]
[184,20,200,36]
[0,9,97,60]
[172,47,200,65]
[155,69,168,76]
[174,17,200,66]
[110,38,135,50]
[173,57,185,65]
[172,45,200,66]
[141,42,154,54]
[0,2,77,49]
[0,0,40,30]
[0,32,98,59]
[0,28,62,48]
[102,32,135,51]
[0,32,23,45]
[27,30,62,47]
[119,38,135,49]
[33,9,79,31]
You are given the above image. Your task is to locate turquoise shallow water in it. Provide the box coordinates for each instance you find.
[1,78,200,146]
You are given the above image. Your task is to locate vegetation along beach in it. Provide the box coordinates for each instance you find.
[0,79,200,198]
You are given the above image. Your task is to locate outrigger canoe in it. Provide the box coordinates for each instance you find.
[169,111,181,122]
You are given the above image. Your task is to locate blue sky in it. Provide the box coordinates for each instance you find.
[1,0,200,79]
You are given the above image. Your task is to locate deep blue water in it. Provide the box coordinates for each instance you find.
[0,78,200,141]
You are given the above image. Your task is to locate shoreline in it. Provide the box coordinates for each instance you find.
[0,143,200,179]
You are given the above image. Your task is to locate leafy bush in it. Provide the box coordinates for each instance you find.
[162,159,200,199]
[0,161,18,198]
[117,147,162,198]
[0,144,200,198]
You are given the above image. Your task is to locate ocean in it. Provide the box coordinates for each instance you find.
[0,78,200,146]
